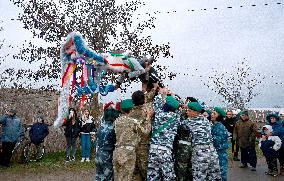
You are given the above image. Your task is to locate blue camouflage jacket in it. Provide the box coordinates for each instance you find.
[211,122,229,151]
[0,114,24,142]
[150,94,180,150]
[96,120,116,152]
[184,115,213,147]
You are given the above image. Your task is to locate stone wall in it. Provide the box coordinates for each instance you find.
[0,88,69,153]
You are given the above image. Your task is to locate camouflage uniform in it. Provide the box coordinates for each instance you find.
[95,120,116,181]
[174,117,193,181]
[211,122,229,181]
[147,94,181,181]
[113,115,140,181]
[184,115,221,181]
[128,104,153,180]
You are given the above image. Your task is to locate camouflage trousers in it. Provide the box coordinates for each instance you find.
[216,149,228,181]
[175,141,193,181]
[147,145,176,181]
[135,144,149,181]
[192,144,221,181]
[95,150,114,181]
[113,146,137,181]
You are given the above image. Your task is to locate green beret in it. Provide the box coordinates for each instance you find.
[166,96,179,110]
[214,107,226,117]
[120,99,134,112]
[187,102,202,112]
[204,109,212,115]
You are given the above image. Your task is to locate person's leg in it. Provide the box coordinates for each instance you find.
[1,142,16,166]
[248,147,257,169]
[66,136,71,160]
[240,147,248,167]
[71,137,77,160]
[271,157,278,175]
[85,134,91,161]
[278,147,284,174]
[147,147,161,181]
[81,134,86,160]
[265,156,272,174]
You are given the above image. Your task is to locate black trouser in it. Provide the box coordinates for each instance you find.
[240,147,257,168]
[66,136,77,158]
[278,147,284,168]
[0,141,16,166]
[265,156,278,172]
[231,139,239,157]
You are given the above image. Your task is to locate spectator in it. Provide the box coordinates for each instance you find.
[222,110,240,161]
[29,114,49,161]
[95,107,119,181]
[211,107,229,181]
[0,108,24,167]
[233,110,258,171]
[259,125,282,176]
[266,113,284,175]
[62,108,81,162]
[80,108,96,162]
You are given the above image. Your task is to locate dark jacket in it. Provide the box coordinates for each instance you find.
[260,139,279,158]
[63,118,81,138]
[266,113,284,147]
[233,119,257,148]
[222,117,237,134]
[29,122,49,145]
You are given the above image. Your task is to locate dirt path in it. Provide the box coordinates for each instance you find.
[0,159,283,181]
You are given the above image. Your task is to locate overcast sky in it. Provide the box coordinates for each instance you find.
[0,0,284,108]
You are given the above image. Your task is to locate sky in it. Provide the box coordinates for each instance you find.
[0,0,284,108]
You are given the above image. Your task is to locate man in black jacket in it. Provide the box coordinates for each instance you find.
[222,110,240,161]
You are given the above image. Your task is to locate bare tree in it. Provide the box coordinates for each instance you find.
[203,58,265,109]
[4,0,173,89]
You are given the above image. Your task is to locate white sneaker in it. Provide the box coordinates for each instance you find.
[80,158,85,162]
[85,158,90,162]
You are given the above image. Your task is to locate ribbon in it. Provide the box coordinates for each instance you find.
[62,63,76,88]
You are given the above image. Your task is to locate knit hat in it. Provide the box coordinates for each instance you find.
[240,110,249,116]
[166,96,179,110]
[120,99,134,112]
[214,107,226,117]
[187,102,203,113]
[104,101,114,110]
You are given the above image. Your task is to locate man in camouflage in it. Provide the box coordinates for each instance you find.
[128,90,155,180]
[174,97,198,181]
[95,107,119,181]
[112,99,139,181]
[184,102,221,181]
[147,88,181,180]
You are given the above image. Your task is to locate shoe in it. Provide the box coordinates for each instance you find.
[270,170,278,176]
[251,167,256,171]
[265,170,272,175]
[85,158,90,162]
[233,157,240,161]
[280,167,284,175]
[65,156,70,162]
[71,156,75,161]
[239,164,248,168]
[80,158,85,162]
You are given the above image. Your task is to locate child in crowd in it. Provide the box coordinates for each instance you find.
[259,125,282,176]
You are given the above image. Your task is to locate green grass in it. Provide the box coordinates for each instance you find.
[0,150,96,173]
